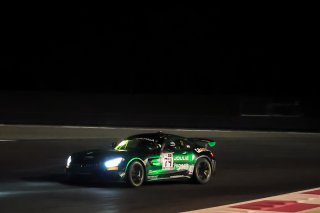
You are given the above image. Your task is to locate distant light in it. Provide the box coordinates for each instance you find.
[66,156,71,168]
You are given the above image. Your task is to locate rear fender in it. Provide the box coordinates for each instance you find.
[195,155,215,172]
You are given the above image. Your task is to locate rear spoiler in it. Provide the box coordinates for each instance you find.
[188,138,216,148]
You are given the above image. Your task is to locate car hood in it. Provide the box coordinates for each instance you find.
[72,149,128,164]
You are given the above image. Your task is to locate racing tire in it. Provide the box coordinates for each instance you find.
[125,161,145,187]
[193,158,212,184]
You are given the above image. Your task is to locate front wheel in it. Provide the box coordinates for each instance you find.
[125,161,145,187]
[193,158,212,184]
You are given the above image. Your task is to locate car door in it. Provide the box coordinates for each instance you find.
[159,135,195,177]
[171,137,195,176]
[145,137,172,179]
[146,135,195,179]
[147,135,178,178]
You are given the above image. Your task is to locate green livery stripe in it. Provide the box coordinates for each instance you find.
[125,157,144,172]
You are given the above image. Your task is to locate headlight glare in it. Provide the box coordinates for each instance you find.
[104,157,123,168]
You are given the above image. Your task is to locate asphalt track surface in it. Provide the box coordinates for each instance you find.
[0,127,320,213]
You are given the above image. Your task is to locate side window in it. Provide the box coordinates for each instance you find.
[154,137,163,149]
[126,139,140,149]
[144,140,160,152]
[162,136,177,152]
[173,137,190,150]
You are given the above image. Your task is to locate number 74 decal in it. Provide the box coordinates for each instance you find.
[161,153,174,170]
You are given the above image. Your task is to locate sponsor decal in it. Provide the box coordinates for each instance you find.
[175,164,194,174]
[174,156,189,161]
[135,137,155,142]
[175,164,189,170]
[194,148,208,153]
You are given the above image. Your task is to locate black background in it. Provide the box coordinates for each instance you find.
[1,4,317,97]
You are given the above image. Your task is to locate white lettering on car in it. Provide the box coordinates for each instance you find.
[174,156,189,161]
[194,148,208,153]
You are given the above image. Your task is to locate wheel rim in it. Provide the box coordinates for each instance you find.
[131,164,143,185]
[197,161,211,181]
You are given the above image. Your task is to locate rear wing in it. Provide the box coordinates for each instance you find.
[188,138,216,149]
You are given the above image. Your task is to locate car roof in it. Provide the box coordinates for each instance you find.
[126,132,185,140]
[126,132,162,140]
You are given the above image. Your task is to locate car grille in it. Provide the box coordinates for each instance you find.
[73,156,101,164]
[73,163,100,168]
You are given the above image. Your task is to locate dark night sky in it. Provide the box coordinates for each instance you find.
[1,4,317,97]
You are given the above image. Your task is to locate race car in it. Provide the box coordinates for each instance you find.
[65,132,216,187]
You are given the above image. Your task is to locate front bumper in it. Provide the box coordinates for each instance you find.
[66,164,126,181]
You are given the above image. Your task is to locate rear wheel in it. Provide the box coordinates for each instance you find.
[193,158,212,184]
[126,161,145,187]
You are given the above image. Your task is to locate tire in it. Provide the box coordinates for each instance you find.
[193,158,212,184]
[125,161,145,187]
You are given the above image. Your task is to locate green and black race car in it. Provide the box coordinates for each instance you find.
[66,132,216,187]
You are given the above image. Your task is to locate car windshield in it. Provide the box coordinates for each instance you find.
[114,138,160,151]
[114,140,139,151]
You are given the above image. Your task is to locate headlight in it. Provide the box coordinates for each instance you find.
[104,157,124,169]
[66,156,71,168]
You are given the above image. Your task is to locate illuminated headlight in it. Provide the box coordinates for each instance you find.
[104,157,124,170]
[66,156,71,168]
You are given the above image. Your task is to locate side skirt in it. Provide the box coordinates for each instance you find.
[147,175,191,182]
